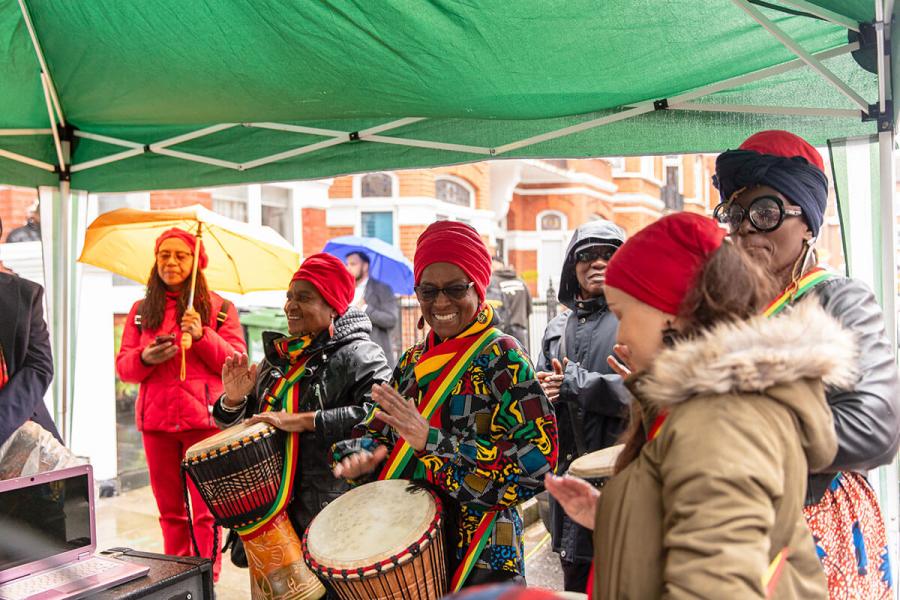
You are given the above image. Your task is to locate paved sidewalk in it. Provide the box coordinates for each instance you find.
[96,486,564,599]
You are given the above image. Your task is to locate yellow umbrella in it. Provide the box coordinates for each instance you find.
[79,204,300,379]
[78,204,300,293]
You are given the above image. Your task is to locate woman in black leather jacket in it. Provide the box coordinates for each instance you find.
[212,253,391,536]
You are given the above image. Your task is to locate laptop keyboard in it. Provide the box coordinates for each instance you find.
[0,558,118,599]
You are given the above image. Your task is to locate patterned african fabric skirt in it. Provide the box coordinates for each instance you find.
[804,472,893,599]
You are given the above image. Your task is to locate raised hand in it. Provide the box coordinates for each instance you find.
[607,344,635,378]
[222,352,257,404]
[537,357,567,402]
[371,383,429,451]
[544,474,601,530]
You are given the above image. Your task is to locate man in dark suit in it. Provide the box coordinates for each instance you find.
[346,252,398,365]
[0,270,59,449]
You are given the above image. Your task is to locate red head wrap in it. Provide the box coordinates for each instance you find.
[414,221,492,302]
[605,213,726,315]
[290,253,355,316]
[739,129,825,171]
[154,228,208,270]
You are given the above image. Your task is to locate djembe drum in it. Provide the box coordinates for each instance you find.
[183,421,325,600]
[302,479,446,600]
[567,443,624,490]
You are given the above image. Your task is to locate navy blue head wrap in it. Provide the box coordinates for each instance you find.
[713,131,829,236]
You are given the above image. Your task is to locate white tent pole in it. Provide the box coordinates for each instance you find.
[0,129,52,136]
[74,130,144,149]
[877,0,888,115]
[151,148,242,170]
[247,123,351,137]
[239,137,348,170]
[733,0,870,113]
[669,103,862,118]
[40,72,66,172]
[70,149,145,173]
[17,0,65,126]
[0,149,55,171]
[149,123,238,151]
[361,134,493,155]
[777,0,860,31]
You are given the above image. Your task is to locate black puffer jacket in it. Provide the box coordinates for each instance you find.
[213,307,392,533]
[539,220,630,565]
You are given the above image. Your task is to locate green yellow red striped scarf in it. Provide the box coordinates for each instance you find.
[235,333,314,538]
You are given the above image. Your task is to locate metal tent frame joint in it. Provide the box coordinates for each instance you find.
[653,99,669,111]
[349,131,361,142]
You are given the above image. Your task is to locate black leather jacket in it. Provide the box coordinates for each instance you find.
[213,307,392,532]
[807,276,900,504]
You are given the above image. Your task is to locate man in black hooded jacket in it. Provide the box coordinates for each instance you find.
[536,219,630,592]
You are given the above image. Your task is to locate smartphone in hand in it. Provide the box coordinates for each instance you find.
[154,334,176,345]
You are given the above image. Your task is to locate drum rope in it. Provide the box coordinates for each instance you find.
[181,466,220,567]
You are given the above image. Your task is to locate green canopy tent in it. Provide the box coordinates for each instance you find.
[1,0,898,582]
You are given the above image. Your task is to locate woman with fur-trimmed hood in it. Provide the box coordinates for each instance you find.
[547,213,854,599]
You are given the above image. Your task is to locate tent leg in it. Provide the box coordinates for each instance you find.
[877,129,900,597]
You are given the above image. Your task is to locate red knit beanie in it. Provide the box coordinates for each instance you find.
[605,213,726,315]
[154,228,208,270]
[291,253,355,316]
[414,221,492,302]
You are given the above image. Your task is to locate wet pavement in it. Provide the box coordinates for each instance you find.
[96,485,566,599]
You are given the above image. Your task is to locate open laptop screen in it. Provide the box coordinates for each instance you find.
[0,471,91,572]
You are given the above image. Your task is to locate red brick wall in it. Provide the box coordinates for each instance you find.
[301,208,328,257]
[327,226,354,240]
[399,225,427,260]
[149,190,212,210]
[507,190,615,232]
[330,177,353,199]
[508,249,538,296]
[615,211,658,236]
[0,188,38,242]
[568,159,613,181]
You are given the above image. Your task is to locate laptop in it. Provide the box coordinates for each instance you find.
[0,465,149,600]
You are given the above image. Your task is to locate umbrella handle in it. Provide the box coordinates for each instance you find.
[180,223,203,381]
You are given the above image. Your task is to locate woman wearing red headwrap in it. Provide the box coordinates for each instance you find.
[547,213,855,599]
[116,228,247,579]
[332,221,558,589]
[213,253,391,595]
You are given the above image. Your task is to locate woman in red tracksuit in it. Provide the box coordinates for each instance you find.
[116,228,246,579]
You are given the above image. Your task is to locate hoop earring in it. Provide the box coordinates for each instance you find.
[662,321,679,348]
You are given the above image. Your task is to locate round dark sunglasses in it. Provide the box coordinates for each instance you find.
[713,195,803,234]
[575,246,617,264]
[414,282,475,303]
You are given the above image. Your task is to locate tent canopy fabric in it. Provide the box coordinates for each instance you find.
[0,0,892,192]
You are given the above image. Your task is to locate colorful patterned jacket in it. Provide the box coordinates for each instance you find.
[333,308,558,578]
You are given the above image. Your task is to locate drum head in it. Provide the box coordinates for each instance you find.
[184,420,274,460]
[306,479,436,570]
[568,444,623,480]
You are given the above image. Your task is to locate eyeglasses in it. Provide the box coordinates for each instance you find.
[713,196,803,234]
[414,282,475,302]
[575,246,617,264]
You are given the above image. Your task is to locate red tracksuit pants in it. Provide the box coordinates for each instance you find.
[143,429,222,579]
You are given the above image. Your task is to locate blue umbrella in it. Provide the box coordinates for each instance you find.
[323,235,414,295]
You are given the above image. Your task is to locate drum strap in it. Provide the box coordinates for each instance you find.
[235,333,315,538]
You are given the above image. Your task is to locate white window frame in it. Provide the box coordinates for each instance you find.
[434,174,476,209]
[536,209,568,232]
[354,172,399,199]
